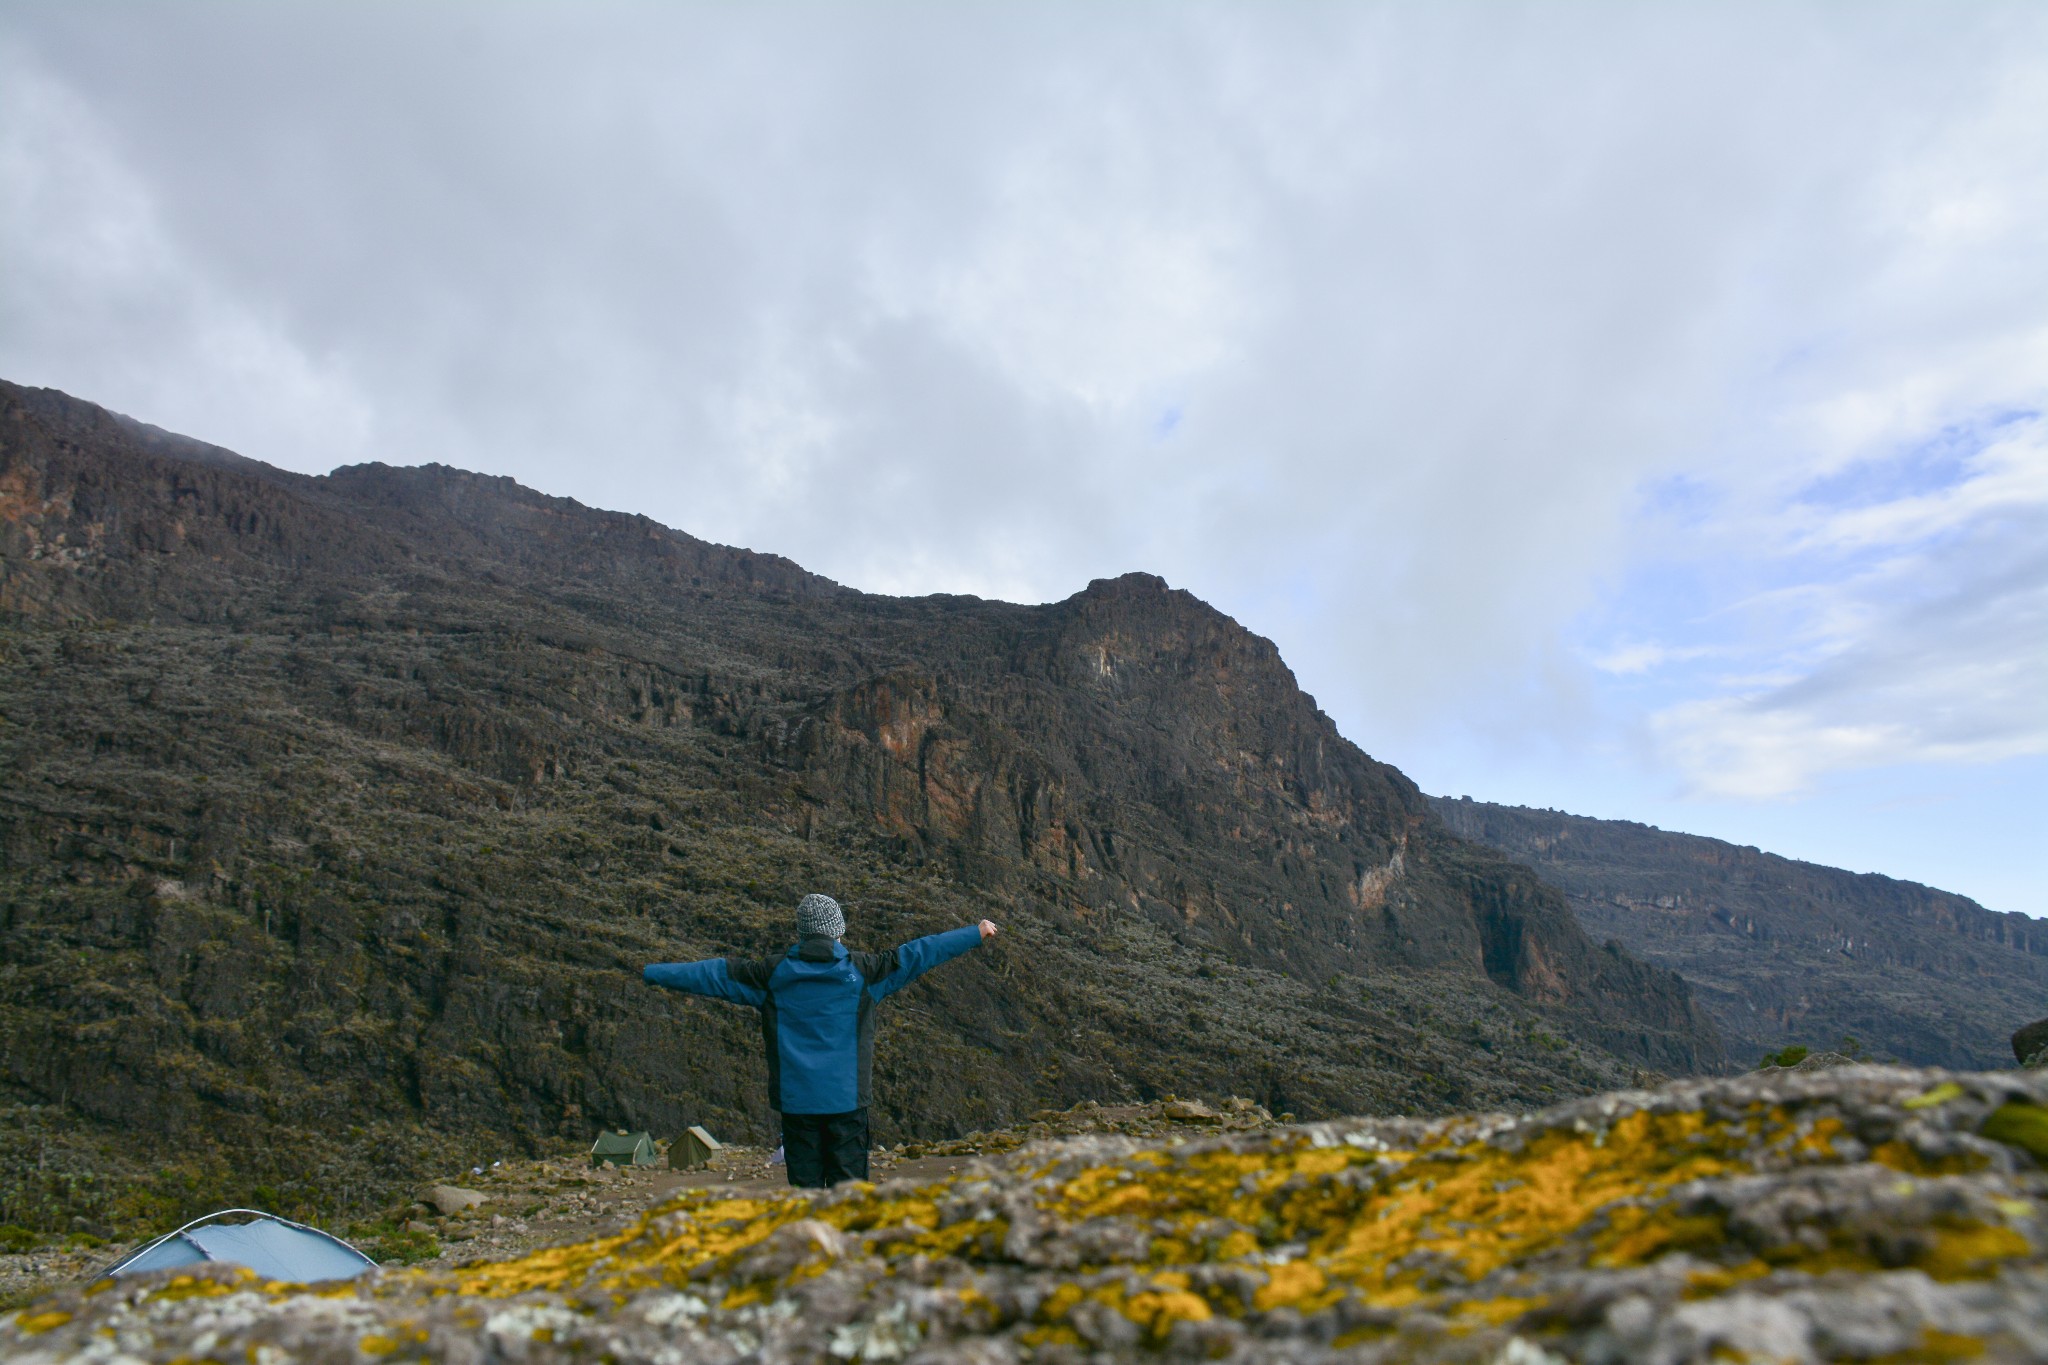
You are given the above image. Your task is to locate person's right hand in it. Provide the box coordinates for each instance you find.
[978,919,999,940]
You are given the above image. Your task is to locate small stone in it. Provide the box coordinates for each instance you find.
[1069,1299,1142,1349]
[1604,1294,1654,1345]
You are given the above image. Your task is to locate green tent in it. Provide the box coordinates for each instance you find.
[589,1130,658,1168]
[672,1125,724,1171]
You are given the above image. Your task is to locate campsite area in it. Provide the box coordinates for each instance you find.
[0,1098,1273,1309]
[0,1143,778,1309]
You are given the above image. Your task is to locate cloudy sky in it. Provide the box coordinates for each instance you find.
[4,3,2044,915]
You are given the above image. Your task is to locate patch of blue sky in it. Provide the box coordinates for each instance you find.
[1590,471,1802,656]
[1610,415,2028,660]
[1634,471,1722,528]
[1585,556,1726,634]
[1151,403,1184,440]
[1574,552,1752,692]
[1796,406,2038,513]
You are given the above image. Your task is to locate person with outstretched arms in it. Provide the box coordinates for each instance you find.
[644,893,997,1188]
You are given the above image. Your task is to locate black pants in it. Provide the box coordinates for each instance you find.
[782,1109,869,1188]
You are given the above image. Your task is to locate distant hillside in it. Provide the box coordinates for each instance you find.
[1432,797,2047,1068]
[0,380,1719,1236]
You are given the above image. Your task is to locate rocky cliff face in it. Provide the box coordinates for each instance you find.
[1432,798,2048,1070]
[0,380,1719,1235]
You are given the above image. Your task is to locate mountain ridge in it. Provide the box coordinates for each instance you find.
[1432,796,2046,1070]
[1,378,1716,1235]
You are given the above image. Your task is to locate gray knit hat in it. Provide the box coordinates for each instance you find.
[795,893,845,940]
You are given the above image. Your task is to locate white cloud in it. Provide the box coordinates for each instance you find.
[0,42,375,471]
[1646,411,2048,797]
[2,3,2046,898]
[1590,643,1722,677]
[1796,420,2048,553]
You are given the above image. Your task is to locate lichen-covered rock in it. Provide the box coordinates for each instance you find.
[7,1067,2047,1363]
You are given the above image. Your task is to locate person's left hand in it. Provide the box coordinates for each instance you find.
[978,919,999,940]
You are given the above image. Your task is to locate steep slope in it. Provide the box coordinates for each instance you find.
[1432,798,2048,1069]
[0,380,1719,1236]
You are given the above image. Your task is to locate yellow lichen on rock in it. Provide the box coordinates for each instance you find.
[1320,1109,1740,1296]
[378,1074,2043,1349]
[411,1076,2046,1336]
[1252,1260,1333,1312]
[12,1310,69,1334]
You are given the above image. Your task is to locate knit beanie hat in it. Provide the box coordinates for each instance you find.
[795,893,845,940]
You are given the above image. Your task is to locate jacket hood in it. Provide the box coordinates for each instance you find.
[792,935,846,963]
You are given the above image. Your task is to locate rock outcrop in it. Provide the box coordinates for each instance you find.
[2017,1020,2048,1070]
[7,1067,2046,1363]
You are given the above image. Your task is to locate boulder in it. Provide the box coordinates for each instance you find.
[424,1186,488,1217]
[1163,1099,1222,1123]
[2013,1018,2048,1067]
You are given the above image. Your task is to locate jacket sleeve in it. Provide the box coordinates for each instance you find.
[643,957,767,1007]
[867,925,983,1002]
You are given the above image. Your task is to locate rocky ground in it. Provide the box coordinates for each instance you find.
[0,1098,1273,1311]
[6,1072,2048,1363]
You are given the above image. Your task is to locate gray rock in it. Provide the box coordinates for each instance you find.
[425,1185,488,1216]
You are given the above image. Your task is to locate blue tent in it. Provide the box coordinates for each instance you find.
[103,1210,376,1282]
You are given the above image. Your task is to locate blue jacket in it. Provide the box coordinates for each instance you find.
[643,925,983,1115]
